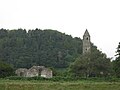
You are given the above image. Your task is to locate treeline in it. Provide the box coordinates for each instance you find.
[0,28,82,69]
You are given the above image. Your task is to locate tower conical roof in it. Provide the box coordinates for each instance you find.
[83,29,90,37]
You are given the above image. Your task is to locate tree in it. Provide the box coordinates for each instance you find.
[0,60,14,78]
[69,46,112,78]
[69,53,91,78]
[113,42,120,77]
[116,42,120,56]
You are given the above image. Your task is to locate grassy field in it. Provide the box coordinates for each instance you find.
[0,79,120,90]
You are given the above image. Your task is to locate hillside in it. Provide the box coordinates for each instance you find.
[0,28,83,69]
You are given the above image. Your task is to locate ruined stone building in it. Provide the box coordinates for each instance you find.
[15,66,53,78]
[15,68,28,77]
[83,29,91,54]
[41,68,53,78]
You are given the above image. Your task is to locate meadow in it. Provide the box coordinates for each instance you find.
[0,79,120,90]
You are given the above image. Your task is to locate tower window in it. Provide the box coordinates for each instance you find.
[86,37,88,40]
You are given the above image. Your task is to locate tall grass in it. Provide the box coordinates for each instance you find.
[0,79,120,90]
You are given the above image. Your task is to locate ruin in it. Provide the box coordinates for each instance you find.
[41,68,53,78]
[15,66,53,78]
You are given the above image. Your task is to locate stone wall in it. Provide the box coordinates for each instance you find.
[15,66,53,78]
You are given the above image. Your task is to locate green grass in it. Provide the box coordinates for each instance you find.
[0,79,120,90]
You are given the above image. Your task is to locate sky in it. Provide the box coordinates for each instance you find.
[0,0,120,59]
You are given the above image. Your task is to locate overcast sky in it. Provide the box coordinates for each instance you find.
[0,0,120,59]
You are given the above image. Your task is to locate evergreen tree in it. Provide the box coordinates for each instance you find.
[113,42,120,77]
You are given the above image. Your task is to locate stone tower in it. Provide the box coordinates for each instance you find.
[83,29,91,54]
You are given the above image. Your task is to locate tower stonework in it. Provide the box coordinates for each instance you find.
[83,29,91,54]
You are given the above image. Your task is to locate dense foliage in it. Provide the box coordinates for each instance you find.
[69,46,112,77]
[113,42,120,77]
[0,60,14,78]
[0,28,82,69]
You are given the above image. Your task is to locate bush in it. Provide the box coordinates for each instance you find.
[0,61,14,78]
[5,76,120,82]
[5,76,47,80]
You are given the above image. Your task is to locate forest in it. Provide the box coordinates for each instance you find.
[0,28,83,69]
[0,28,120,78]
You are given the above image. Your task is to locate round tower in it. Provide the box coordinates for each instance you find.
[83,29,91,54]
